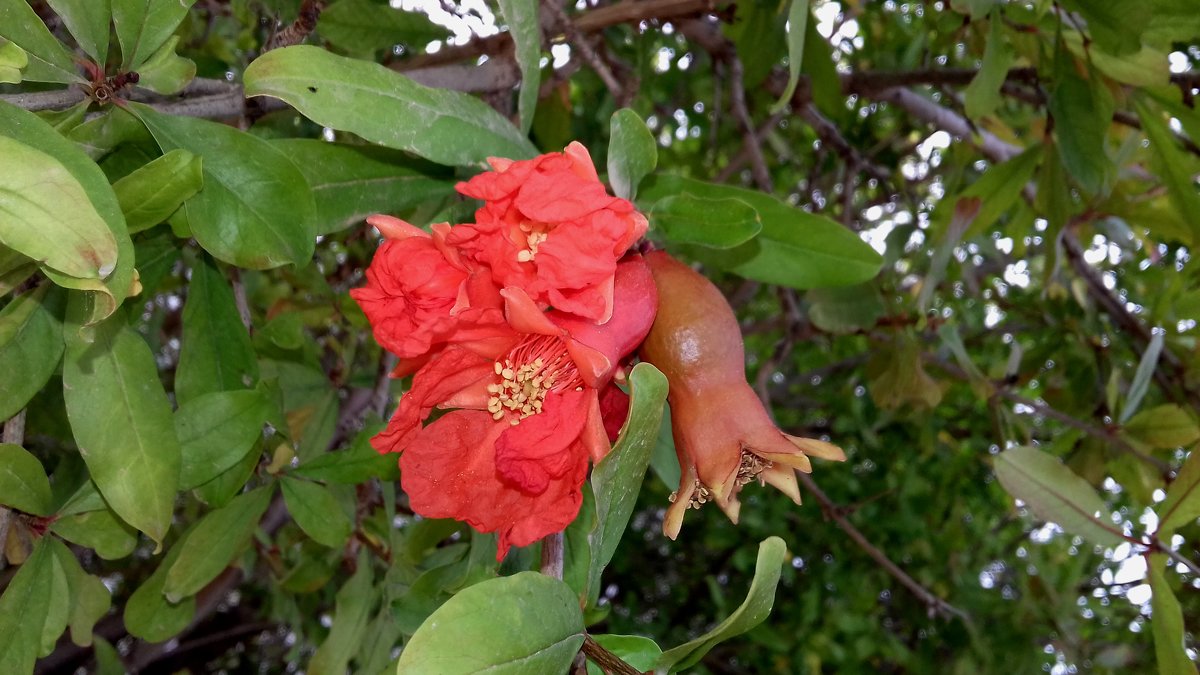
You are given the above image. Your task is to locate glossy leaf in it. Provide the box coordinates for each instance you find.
[163,485,273,602]
[963,13,1013,120]
[63,297,181,548]
[993,446,1124,547]
[38,550,70,657]
[51,506,139,560]
[0,0,81,83]
[0,538,53,674]
[47,537,111,647]
[771,0,809,111]
[587,635,662,675]
[586,363,668,604]
[655,536,787,673]
[397,571,584,674]
[640,175,882,289]
[112,0,198,68]
[281,476,354,548]
[309,552,373,675]
[317,0,447,54]
[132,104,317,269]
[124,526,197,642]
[175,254,259,404]
[243,46,537,166]
[176,389,269,490]
[1158,449,1200,536]
[1148,554,1196,675]
[270,139,454,235]
[0,135,119,280]
[608,108,657,200]
[0,39,27,84]
[113,148,204,233]
[0,443,52,515]
[0,285,63,421]
[46,0,111,63]
[135,36,197,95]
[650,193,762,249]
[293,429,399,483]
[498,0,540,134]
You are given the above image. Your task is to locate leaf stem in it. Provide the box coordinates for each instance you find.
[580,634,648,675]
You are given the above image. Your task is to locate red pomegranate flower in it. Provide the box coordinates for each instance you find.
[374,258,657,558]
[446,142,648,324]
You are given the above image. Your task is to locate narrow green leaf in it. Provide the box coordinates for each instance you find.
[651,193,762,249]
[193,439,262,507]
[124,526,197,642]
[0,285,63,421]
[1049,70,1113,195]
[1148,554,1197,675]
[112,0,198,69]
[586,363,668,605]
[920,197,980,313]
[131,104,317,269]
[244,46,537,166]
[63,297,181,547]
[310,551,374,675]
[175,254,259,404]
[46,0,112,63]
[0,443,52,515]
[639,175,882,289]
[163,485,273,602]
[270,139,454,235]
[93,638,124,675]
[937,147,1040,240]
[397,572,584,675]
[293,428,399,483]
[993,445,1124,547]
[1123,405,1200,449]
[587,635,662,675]
[498,0,541,134]
[807,284,884,335]
[134,35,196,94]
[1159,449,1200,536]
[800,10,841,115]
[0,538,54,674]
[1121,330,1164,424]
[39,541,71,656]
[47,537,111,647]
[0,0,81,83]
[68,106,152,162]
[51,506,139,559]
[1062,0,1147,55]
[0,135,119,280]
[281,476,354,548]
[317,0,447,54]
[607,109,657,201]
[963,14,1013,120]
[1135,98,1200,245]
[176,389,269,489]
[0,37,28,84]
[771,0,810,111]
[655,537,787,673]
[113,148,203,233]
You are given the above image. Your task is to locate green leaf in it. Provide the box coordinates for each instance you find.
[134,36,197,95]
[586,635,662,675]
[607,109,657,201]
[112,0,198,69]
[1061,0,1148,55]
[806,283,884,335]
[243,46,538,167]
[163,485,273,602]
[771,0,809,111]
[397,572,585,675]
[68,106,151,161]
[176,389,270,490]
[260,360,338,460]
[270,139,455,235]
[175,254,259,405]
[281,476,354,548]
[963,14,1013,120]
[0,443,52,515]
[193,439,262,507]
[124,526,197,642]
[131,104,317,269]
[293,428,399,483]
[47,537,111,647]
[39,546,70,656]
[586,363,668,605]
[93,638,124,675]
[650,193,763,249]
[0,135,120,280]
[113,148,204,233]
[317,0,447,54]
[63,297,181,548]
[0,39,27,84]
[1049,70,1113,195]
[1158,449,1200,536]
[45,0,111,63]
[0,101,135,323]
[1148,554,1197,675]
[800,10,841,115]
[993,446,1124,547]
[1135,98,1200,245]
[1121,330,1164,424]
[1122,405,1200,449]
[655,536,787,673]
[0,285,63,421]
[640,175,882,289]
[0,538,54,673]
[936,147,1040,239]
[0,0,81,83]
[51,506,139,559]
[498,0,540,135]
[309,551,373,675]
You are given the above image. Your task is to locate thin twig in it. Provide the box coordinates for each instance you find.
[581,634,648,675]
[263,0,325,52]
[726,55,773,193]
[543,0,624,104]
[1156,541,1200,576]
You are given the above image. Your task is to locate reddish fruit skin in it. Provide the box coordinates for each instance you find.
[639,251,843,538]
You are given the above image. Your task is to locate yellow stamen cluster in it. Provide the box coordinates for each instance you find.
[515,223,549,263]
[486,358,555,422]
[668,480,712,510]
[735,452,772,487]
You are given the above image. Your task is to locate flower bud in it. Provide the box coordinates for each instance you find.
[638,251,845,539]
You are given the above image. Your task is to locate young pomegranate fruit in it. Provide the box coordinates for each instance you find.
[638,251,845,539]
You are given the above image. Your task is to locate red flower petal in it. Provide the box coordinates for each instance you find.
[493,388,590,494]
[372,347,495,453]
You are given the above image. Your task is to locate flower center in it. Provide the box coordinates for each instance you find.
[515,223,549,263]
[485,335,581,423]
